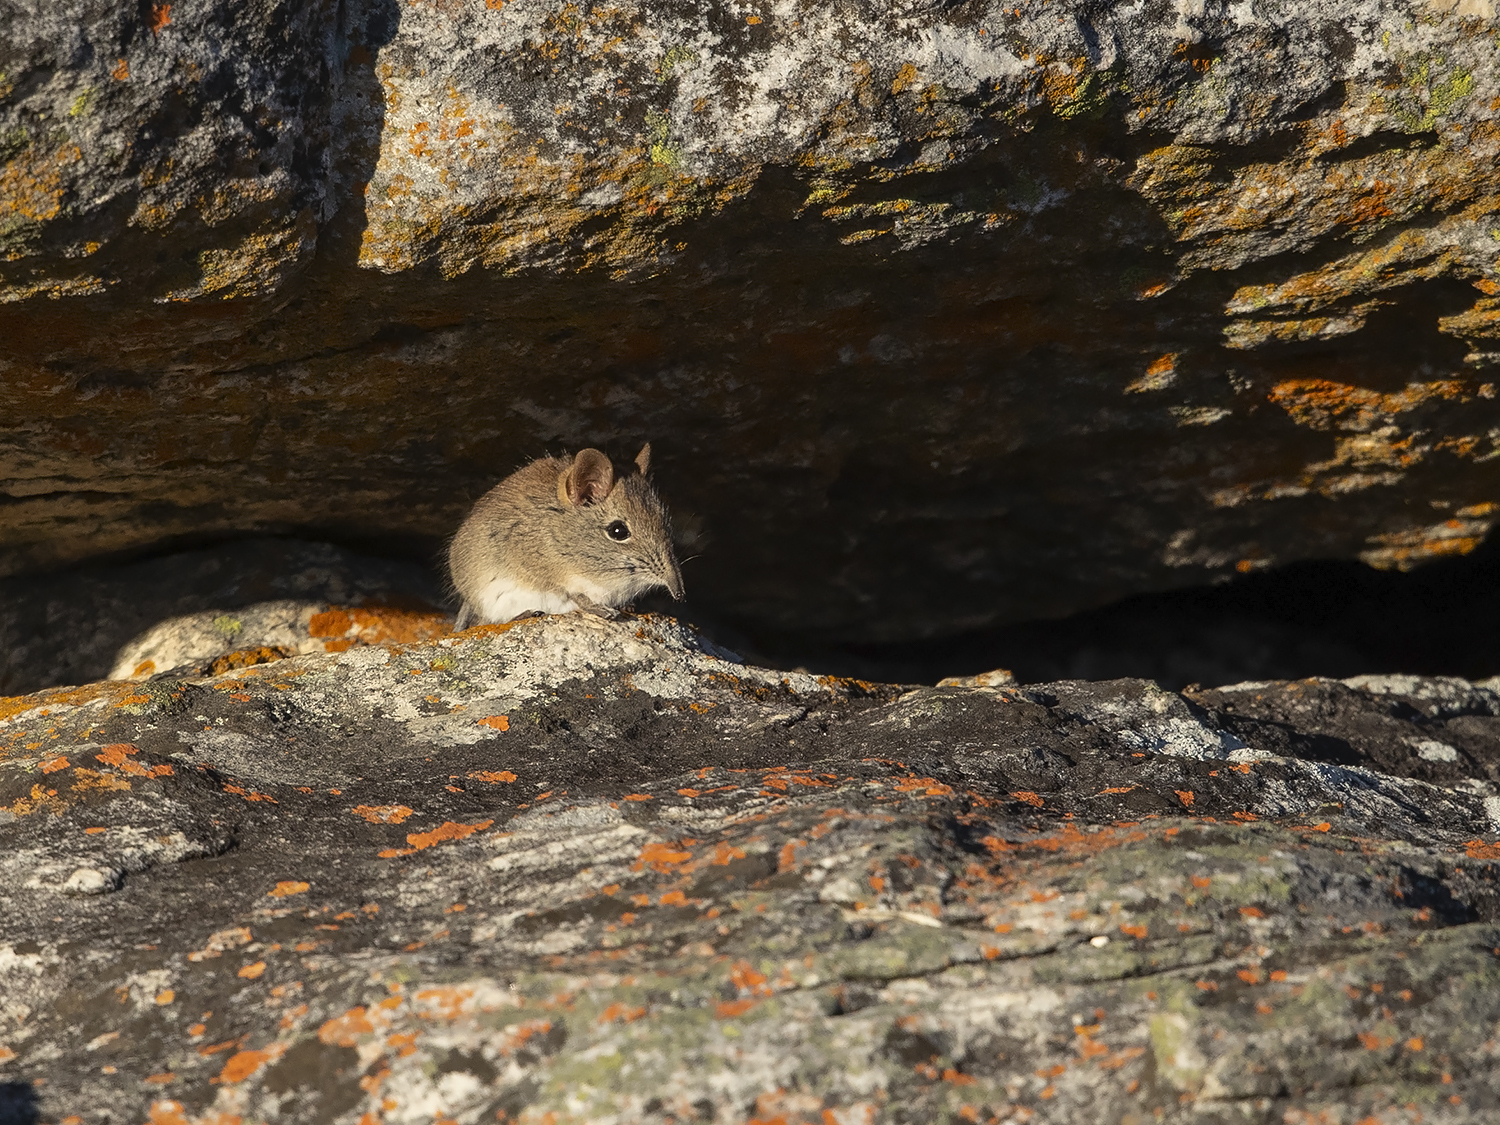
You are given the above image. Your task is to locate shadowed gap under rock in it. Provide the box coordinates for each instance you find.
[4,525,1500,695]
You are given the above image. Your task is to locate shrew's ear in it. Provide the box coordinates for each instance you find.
[561,448,615,506]
[634,443,652,476]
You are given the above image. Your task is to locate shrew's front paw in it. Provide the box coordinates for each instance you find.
[572,595,619,620]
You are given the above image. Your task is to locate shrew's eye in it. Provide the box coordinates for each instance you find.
[606,520,631,542]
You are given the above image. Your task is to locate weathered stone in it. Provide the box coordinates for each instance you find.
[1,614,1498,1122]
[107,600,453,682]
[4,2,1500,648]
[0,539,444,696]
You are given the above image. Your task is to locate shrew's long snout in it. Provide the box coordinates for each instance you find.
[661,556,685,601]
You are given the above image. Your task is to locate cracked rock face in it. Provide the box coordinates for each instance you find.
[4,2,1500,647]
[1,614,1498,1123]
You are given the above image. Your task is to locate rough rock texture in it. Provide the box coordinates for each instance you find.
[4,2,1500,649]
[105,600,454,683]
[2,614,1499,1123]
[0,540,446,697]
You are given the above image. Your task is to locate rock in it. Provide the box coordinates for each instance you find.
[0,614,1497,1121]
[937,667,1016,689]
[4,2,1500,649]
[107,600,454,682]
[0,539,446,697]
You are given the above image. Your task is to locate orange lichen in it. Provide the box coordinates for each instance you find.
[635,841,692,872]
[385,819,495,856]
[222,784,277,803]
[352,805,414,824]
[309,606,452,652]
[1012,821,1150,860]
[1268,378,1469,431]
[477,715,509,731]
[267,881,310,898]
[469,770,517,783]
[730,960,772,996]
[214,1045,282,1084]
[778,840,804,871]
[319,1007,378,1047]
[1126,352,1179,393]
[892,777,954,796]
[1011,791,1044,807]
[497,1018,553,1053]
[210,647,292,676]
[1363,515,1494,571]
[3,783,65,817]
[598,1003,647,1024]
[712,842,747,865]
[1,141,81,230]
[97,743,173,778]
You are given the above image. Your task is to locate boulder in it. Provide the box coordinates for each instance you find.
[1,614,1497,1122]
[0,539,446,696]
[3,1,1500,648]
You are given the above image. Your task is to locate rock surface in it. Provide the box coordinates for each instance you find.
[0,539,446,697]
[2,614,1499,1123]
[4,2,1500,649]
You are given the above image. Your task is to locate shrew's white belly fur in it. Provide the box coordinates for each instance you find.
[472,577,581,623]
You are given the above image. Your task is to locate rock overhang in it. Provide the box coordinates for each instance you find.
[4,1,1500,650]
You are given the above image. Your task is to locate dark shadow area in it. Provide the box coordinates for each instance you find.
[10,526,1500,697]
[0,1083,39,1125]
[697,530,1500,689]
[0,537,444,696]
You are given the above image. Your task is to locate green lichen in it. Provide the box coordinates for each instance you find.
[1054,65,1120,120]
[1149,1008,1205,1091]
[826,922,957,980]
[1387,54,1475,132]
[0,214,43,259]
[213,615,244,639]
[68,88,95,118]
[119,679,193,717]
[657,45,696,80]
[0,125,28,162]
[646,108,680,168]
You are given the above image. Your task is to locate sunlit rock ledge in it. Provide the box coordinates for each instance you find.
[0,613,1497,1122]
